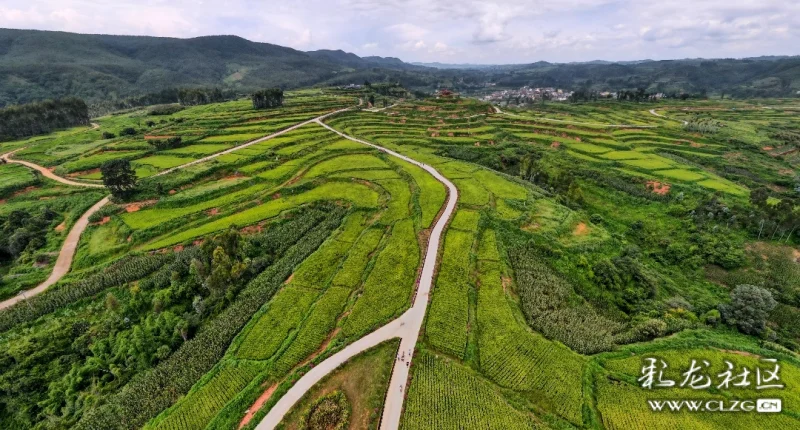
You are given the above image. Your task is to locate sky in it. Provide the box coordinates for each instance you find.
[1,0,798,64]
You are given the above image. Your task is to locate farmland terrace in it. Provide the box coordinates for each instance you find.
[0,90,798,430]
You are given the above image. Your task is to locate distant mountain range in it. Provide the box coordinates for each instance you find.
[1,28,798,107]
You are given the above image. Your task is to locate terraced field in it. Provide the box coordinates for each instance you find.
[1,92,798,430]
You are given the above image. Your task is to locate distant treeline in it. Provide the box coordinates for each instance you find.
[89,88,239,117]
[0,98,89,142]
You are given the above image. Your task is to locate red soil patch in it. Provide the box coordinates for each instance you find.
[272,192,281,200]
[430,132,440,137]
[779,169,795,176]
[721,349,760,359]
[238,383,279,429]
[38,196,55,200]
[207,208,220,216]
[54,222,66,232]
[284,273,295,285]
[762,146,774,151]
[646,181,671,195]
[575,137,582,142]
[94,216,111,226]
[690,142,703,148]
[12,186,38,197]
[551,141,561,149]
[792,249,800,263]
[169,189,177,195]
[67,168,100,178]
[474,142,481,147]
[573,222,589,236]
[173,245,184,252]
[0,200,5,205]
[193,239,204,246]
[125,200,157,213]
[447,132,454,137]
[501,276,511,293]
[240,224,264,235]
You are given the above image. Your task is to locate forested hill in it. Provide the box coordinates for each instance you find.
[0,28,430,106]
[1,28,799,107]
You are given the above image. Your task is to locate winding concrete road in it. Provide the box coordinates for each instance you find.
[0,107,357,311]
[155,108,352,177]
[254,120,458,430]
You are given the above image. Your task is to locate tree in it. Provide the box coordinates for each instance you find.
[368,95,375,106]
[101,159,137,199]
[252,88,284,109]
[719,284,777,335]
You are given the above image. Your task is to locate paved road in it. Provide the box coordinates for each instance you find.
[254,120,458,430]
[155,108,351,177]
[649,108,689,125]
[0,108,357,311]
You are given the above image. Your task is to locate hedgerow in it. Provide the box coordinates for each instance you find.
[74,205,346,430]
[0,253,175,332]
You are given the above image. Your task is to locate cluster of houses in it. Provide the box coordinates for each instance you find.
[483,86,574,103]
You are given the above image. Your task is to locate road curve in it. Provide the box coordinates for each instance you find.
[254,120,458,430]
[0,195,110,310]
[649,108,689,126]
[155,108,352,177]
[2,150,106,188]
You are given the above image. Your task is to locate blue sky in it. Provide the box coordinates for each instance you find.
[1,0,798,64]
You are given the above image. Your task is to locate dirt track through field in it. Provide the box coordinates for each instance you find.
[254,119,458,430]
[0,151,108,310]
[0,108,356,311]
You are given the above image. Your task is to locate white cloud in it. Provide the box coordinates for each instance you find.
[0,0,798,63]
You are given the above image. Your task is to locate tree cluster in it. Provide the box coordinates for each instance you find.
[177,88,232,106]
[252,88,284,109]
[147,136,182,151]
[0,208,56,264]
[0,97,89,141]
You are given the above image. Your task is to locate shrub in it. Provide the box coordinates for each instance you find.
[120,127,137,136]
[719,284,777,335]
[102,131,116,139]
[301,390,350,430]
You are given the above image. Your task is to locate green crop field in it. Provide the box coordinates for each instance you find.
[2,87,798,430]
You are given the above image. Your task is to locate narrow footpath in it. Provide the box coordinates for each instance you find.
[254,120,458,430]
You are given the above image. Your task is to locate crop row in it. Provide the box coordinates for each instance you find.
[401,351,540,430]
[341,218,419,338]
[426,229,474,358]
